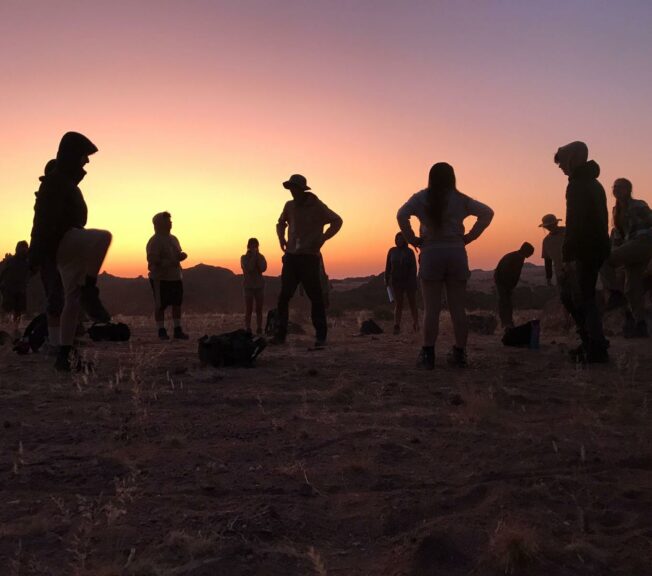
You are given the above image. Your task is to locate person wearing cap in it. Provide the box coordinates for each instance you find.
[600,178,652,338]
[146,211,189,340]
[273,174,343,347]
[240,237,267,335]
[539,214,566,286]
[494,242,535,329]
[30,131,113,371]
[554,141,610,363]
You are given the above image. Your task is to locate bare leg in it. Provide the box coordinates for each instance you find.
[244,293,254,332]
[407,289,419,331]
[421,279,444,347]
[446,279,468,349]
[254,291,264,334]
[394,288,405,330]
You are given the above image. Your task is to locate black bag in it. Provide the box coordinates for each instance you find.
[22,313,48,353]
[88,322,131,342]
[359,319,383,335]
[502,320,540,348]
[198,329,266,367]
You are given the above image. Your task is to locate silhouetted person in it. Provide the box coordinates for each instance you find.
[0,241,30,334]
[241,237,267,334]
[273,174,343,347]
[146,212,189,340]
[600,178,652,338]
[554,141,610,363]
[30,132,112,371]
[397,162,494,369]
[29,159,65,352]
[539,214,566,286]
[385,232,418,334]
[494,242,535,329]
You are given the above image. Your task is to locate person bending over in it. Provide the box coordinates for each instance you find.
[494,242,535,329]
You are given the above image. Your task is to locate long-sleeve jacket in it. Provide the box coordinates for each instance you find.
[612,199,652,244]
[240,251,268,290]
[396,188,493,247]
[563,160,610,262]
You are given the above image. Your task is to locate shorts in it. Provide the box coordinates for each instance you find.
[150,279,183,309]
[418,245,469,282]
[1,291,27,314]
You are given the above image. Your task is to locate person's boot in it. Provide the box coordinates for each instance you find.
[55,346,93,372]
[158,327,170,340]
[446,346,468,368]
[173,326,189,340]
[416,346,435,370]
[80,276,111,323]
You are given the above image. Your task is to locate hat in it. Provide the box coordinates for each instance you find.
[283,174,311,190]
[539,214,562,227]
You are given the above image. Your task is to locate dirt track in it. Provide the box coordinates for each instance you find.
[1,313,651,575]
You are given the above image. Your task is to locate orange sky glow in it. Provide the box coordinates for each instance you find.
[2,1,651,278]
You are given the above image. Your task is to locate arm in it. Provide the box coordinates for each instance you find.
[320,205,343,245]
[276,205,288,251]
[463,196,494,245]
[396,194,420,246]
[258,254,268,274]
[562,186,578,262]
[385,249,393,286]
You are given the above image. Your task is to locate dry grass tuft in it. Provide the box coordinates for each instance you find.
[488,518,540,575]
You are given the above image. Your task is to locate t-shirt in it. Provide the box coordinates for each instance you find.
[277,192,342,255]
[541,227,565,279]
[146,233,183,281]
[240,251,267,290]
[494,251,525,289]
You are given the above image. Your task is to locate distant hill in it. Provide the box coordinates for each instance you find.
[17,263,558,316]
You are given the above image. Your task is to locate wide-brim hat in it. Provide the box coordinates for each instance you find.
[539,213,562,227]
[283,174,311,190]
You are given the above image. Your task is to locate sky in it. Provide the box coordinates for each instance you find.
[1,0,651,278]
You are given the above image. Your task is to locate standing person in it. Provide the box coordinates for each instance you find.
[273,174,343,347]
[146,211,189,340]
[384,232,419,334]
[494,242,535,330]
[0,241,30,335]
[240,238,267,335]
[539,214,566,287]
[600,178,652,338]
[30,131,113,371]
[554,141,610,362]
[397,162,494,369]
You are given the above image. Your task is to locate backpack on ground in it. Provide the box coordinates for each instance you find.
[359,319,383,335]
[198,329,266,368]
[502,320,540,349]
[88,322,131,342]
[13,313,48,354]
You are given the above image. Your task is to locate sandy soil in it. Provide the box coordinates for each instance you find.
[1,311,651,575]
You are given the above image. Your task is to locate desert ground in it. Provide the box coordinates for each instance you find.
[1,310,651,576]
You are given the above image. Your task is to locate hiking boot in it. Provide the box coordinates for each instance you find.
[416,347,435,370]
[80,281,111,323]
[314,339,327,349]
[158,327,170,340]
[446,346,467,367]
[173,327,189,340]
[570,343,609,364]
[624,320,649,339]
[393,324,400,335]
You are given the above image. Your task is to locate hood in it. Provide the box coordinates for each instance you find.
[56,131,98,183]
[571,159,600,180]
[38,158,57,182]
[555,141,588,174]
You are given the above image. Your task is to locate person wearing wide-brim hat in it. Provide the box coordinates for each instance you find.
[273,173,343,347]
[539,213,566,287]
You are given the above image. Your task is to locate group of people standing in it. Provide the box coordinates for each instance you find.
[2,132,650,372]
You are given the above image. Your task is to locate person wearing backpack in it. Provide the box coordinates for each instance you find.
[30,132,113,371]
[554,141,610,363]
[397,162,494,369]
[240,238,267,335]
[385,232,419,334]
[0,240,30,335]
[146,211,189,340]
[272,174,343,347]
[494,242,535,330]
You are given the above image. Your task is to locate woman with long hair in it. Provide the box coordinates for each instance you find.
[601,178,652,338]
[397,163,494,369]
[385,232,419,334]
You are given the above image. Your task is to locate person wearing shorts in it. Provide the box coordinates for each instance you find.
[146,211,189,340]
[397,162,494,369]
[30,132,112,372]
[241,238,267,334]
